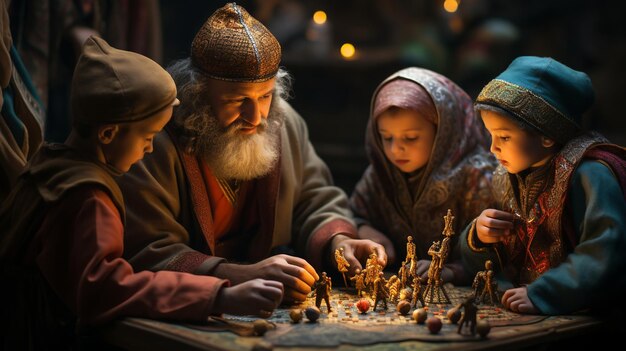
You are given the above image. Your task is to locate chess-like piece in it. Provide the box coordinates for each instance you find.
[457,297,478,336]
[472,270,486,303]
[398,260,409,289]
[406,236,416,274]
[386,275,400,303]
[480,270,499,306]
[372,272,389,311]
[410,276,425,308]
[423,209,455,305]
[335,247,350,287]
[423,241,450,304]
[473,260,499,305]
[365,251,382,287]
[350,268,366,297]
[311,272,332,313]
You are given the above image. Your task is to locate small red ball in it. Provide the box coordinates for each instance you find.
[356,299,371,314]
[427,316,443,334]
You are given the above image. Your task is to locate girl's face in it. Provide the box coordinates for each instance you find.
[377,108,436,173]
[481,110,555,174]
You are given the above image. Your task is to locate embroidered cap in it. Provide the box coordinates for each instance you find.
[71,36,177,125]
[191,2,281,82]
[475,56,594,144]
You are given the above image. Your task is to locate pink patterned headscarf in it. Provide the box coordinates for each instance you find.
[372,78,438,126]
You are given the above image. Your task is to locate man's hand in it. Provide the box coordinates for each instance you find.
[502,287,539,314]
[214,279,283,317]
[214,254,318,303]
[330,234,387,276]
[476,209,516,244]
[357,225,396,266]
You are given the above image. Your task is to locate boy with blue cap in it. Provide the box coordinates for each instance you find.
[461,56,626,315]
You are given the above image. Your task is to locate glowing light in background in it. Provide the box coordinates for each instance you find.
[313,11,327,25]
[340,43,356,59]
[443,0,459,13]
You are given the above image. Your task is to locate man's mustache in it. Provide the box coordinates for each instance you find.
[226,117,269,134]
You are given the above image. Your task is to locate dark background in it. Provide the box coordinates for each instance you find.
[9,0,625,195]
[161,0,626,194]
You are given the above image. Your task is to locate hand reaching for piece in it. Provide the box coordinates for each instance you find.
[214,279,284,317]
[213,254,318,303]
[356,225,396,266]
[330,234,387,276]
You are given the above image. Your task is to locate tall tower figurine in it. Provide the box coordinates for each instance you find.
[423,209,455,304]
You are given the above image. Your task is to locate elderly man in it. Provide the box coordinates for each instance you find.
[119,3,386,303]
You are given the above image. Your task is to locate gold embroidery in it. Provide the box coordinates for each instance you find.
[492,133,608,284]
[216,178,240,206]
[476,79,580,144]
[466,219,488,253]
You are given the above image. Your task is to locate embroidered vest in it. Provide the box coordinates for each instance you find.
[493,132,608,285]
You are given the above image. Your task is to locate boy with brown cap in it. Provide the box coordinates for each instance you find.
[460,56,626,316]
[0,36,283,349]
[119,2,386,304]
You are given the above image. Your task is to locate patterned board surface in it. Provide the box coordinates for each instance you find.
[226,285,542,327]
[186,285,549,347]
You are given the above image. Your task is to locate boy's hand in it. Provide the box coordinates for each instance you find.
[331,234,387,276]
[215,255,318,303]
[476,209,516,244]
[356,225,396,266]
[215,279,283,317]
[502,287,539,314]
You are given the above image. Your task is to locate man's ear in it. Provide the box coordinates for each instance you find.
[541,136,556,148]
[97,124,120,144]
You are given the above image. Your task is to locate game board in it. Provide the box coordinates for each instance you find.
[184,285,548,348]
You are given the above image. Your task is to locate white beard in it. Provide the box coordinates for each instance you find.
[200,103,284,180]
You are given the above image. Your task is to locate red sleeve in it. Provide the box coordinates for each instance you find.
[35,188,229,326]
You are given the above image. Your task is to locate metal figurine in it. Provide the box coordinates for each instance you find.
[410,276,425,308]
[423,209,455,305]
[457,297,478,336]
[372,272,389,311]
[406,235,416,278]
[350,268,366,297]
[473,260,500,305]
[335,247,350,287]
[480,265,500,306]
[310,272,332,313]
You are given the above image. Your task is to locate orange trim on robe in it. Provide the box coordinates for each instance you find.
[199,163,235,241]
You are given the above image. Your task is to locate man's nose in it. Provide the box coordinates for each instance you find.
[241,100,262,126]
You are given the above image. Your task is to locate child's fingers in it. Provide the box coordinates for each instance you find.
[483,209,517,221]
[341,248,363,274]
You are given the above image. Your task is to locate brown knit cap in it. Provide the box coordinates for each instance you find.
[71,36,177,125]
[191,2,281,82]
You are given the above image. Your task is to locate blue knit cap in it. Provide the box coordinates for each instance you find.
[475,56,594,144]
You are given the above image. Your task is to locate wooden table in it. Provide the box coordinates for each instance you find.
[97,286,603,351]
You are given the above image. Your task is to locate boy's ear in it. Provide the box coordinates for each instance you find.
[97,124,120,145]
[541,136,556,148]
